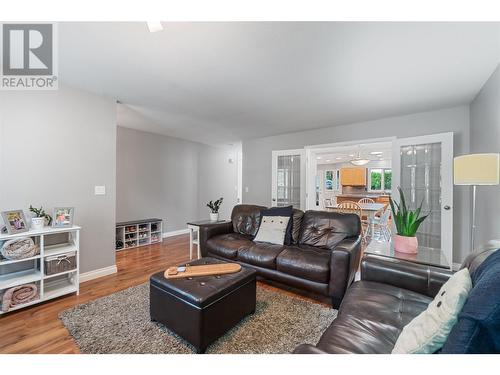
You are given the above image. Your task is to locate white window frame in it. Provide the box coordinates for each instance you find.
[368,168,392,192]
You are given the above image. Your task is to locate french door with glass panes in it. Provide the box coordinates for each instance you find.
[392,132,453,268]
[271,149,306,209]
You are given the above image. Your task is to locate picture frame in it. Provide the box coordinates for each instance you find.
[1,210,29,234]
[52,207,75,228]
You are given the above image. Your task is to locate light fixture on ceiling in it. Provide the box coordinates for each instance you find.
[326,159,331,162]
[350,149,370,166]
[147,22,164,33]
[316,156,322,160]
[335,157,342,160]
[370,151,383,155]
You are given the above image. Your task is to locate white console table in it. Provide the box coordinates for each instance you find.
[186,220,230,261]
[0,225,80,315]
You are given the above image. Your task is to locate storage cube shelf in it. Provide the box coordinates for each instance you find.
[116,219,162,251]
[0,226,80,315]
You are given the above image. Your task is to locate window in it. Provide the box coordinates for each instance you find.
[369,168,392,191]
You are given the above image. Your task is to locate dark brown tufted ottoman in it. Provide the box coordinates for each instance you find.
[150,257,256,353]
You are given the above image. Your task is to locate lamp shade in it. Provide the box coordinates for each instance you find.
[454,153,500,185]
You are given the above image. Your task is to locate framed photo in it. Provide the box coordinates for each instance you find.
[53,207,75,228]
[1,210,29,234]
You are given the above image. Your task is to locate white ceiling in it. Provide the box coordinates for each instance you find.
[58,22,500,145]
[316,141,392,164]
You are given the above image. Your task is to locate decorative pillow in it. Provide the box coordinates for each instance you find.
[259,206,294,244]
[254,216,291,245]
[392,268,472,354]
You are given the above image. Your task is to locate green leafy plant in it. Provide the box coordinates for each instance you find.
[206,198,223,213]
[29,205,53,226]
[389,187,428,237]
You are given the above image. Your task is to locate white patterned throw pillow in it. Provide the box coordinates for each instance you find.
[392,268,472,354]
[253,216,290,245]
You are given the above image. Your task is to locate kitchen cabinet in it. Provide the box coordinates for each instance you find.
[340,167,367,186]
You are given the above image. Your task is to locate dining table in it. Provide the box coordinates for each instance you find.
[325,202,386,237]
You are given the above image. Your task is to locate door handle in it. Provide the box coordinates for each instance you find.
[272,198,276,202]
[443,205,451,210]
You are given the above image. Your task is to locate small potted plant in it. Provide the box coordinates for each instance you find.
[206,198,223,222]
[389,187,429,254]
[29,205,53,231]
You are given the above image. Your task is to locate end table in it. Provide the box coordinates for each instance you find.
[186,220,230,260]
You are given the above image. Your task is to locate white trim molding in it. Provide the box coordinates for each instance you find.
[79,265,118,283]
[162,228,190,238]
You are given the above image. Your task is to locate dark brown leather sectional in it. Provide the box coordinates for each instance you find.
[199,204,362,308]
[293,247,498,354]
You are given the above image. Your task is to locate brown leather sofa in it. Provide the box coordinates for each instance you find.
[199,204,362,308]
[293,247,499,354]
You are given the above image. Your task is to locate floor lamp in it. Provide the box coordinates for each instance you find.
[454,153,500,251]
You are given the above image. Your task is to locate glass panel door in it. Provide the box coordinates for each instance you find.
[392,133,453,269]
[272,150,306,209]
[399,142,442,248]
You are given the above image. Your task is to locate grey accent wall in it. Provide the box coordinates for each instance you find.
[242,106,471,262]
[116,127,199,232]
[116,127,239,232]
[0,86,117,274]
[197,144,240,221]
[470,63,500,246]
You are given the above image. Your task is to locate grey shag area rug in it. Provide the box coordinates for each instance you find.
[59,283,337,354]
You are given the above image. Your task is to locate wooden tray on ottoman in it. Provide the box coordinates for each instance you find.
[150,257,256,353]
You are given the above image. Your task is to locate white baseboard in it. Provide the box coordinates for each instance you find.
[79,265,118,283]
[162,228,190,238]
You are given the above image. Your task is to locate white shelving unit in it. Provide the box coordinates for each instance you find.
[115,219,162,251]
[0,225,80,315]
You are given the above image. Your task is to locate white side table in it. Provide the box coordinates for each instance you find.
[186,220,231,260]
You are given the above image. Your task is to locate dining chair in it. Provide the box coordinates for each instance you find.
[324,198,333,208]
[358,198,375,204]
[336,201,362,216]
[365,206,392,241]
[357,197,375,222]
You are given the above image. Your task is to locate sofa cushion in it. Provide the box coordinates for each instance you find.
[237,242,285,269]
[315,280,432,353]
[291,209,304,244]
[442,248,500,353]
[206,233,253,260]
[231,204,266,237]
[258,206,294,244]
[298,211,360,250]
[276,245,331,283]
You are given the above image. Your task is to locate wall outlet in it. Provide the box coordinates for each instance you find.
[94,185,106,195]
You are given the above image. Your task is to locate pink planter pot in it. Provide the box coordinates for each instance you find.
[393,234,418,254]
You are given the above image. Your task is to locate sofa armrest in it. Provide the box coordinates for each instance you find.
[198,221,234,257]
[361,253,453,298]
[292,344,328,354]
[329,236,362,308]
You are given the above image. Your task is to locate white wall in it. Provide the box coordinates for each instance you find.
[116,126,240,232]
[0,86,117,274]
[470,63,500,247]
[242,105,471,262]
[197,143,240,221]
[116,126,199,232]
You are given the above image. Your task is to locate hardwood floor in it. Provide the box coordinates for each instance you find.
[0,234,326,354]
